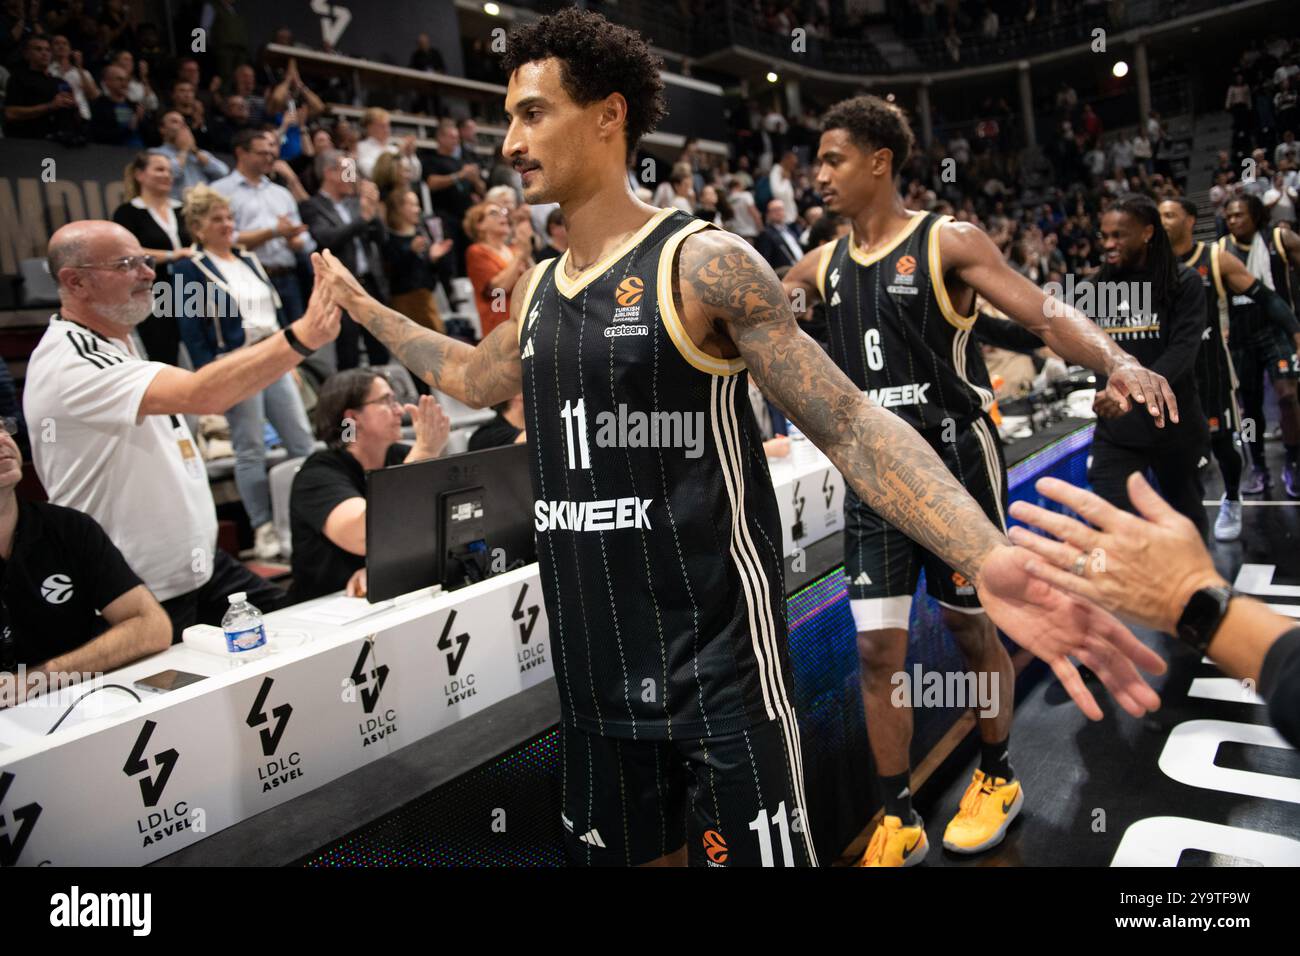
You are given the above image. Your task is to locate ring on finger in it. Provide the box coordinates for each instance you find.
[1071,552,1088,577]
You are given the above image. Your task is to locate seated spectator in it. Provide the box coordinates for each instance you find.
[174,185,317,560]
[725,176,762,239]
[356,107,421,183]
[696,183,730,228]
[90,62,145,146]
[384,186,453,332]
[4,34,82,142]
[0,420,171,707]
[535,207,567,261]
[111,152,192,365]
[226,63,269,128]
[48,34,98,122]
[300,150,391,369]
[207,92,254,153]
[152,110,230,199]
[469,393,526,451]
[371,149,418,200]
[754,199,804,270]
[464,201,534,338]
[110,49,159,114]
[167,78,210,146]
[289,371,449,602]
[409,32,445,73]
[665,167,695,212]
[25,219,340,641]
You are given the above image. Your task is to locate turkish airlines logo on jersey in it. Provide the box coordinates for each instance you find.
[41,574,74,605]
[123,720,179,808]
[0,771,42,866]
[616,276,645,307]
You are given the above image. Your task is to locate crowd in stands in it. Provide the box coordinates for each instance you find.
[2,4,1297,702]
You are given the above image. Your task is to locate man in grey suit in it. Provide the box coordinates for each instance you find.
[300,150,392,369]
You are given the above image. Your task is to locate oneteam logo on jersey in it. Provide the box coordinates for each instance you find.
[604,324,648,338]
[41,574,74,605]
[534,496,654,533]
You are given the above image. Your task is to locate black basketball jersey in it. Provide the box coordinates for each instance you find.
[1184,241,1236,391]
[814,211,994,432]
[1219,228,1292,339]
[517,208,797,744]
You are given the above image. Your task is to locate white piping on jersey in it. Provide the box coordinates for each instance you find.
[709,373,818,866]
[971,415,1007,530]
[951,325,996,413]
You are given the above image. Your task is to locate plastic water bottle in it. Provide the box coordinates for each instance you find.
[222,592,269,660]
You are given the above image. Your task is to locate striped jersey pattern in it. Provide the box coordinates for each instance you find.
[1184,241,1239,405]
[516,208,799,749]
[1219,227,1294,339]
[814,210,994,432]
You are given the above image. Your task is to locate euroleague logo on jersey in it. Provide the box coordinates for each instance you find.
[887,254,919,296]
[610,275,648,335]
[703,829,729,865]
[615,276,645,307]
[41,574,74,605]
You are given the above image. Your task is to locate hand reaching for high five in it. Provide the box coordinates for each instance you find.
[290,265,341,351]
[975,543,1167,721]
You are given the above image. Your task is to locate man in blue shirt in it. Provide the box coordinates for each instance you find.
[212,129,316,326]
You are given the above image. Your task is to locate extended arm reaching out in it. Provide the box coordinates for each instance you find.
[677,230,1166,720]
[314,249,524,408]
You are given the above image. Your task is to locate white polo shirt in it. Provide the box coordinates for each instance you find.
[23,316,218,601]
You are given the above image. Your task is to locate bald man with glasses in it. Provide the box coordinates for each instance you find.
[23,220,341,641]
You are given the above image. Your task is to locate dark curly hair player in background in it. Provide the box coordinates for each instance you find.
[312,6,1167,868]
[781,96,1177,866]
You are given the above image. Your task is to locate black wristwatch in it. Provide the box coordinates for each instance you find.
[282,325,314,358]
[1175,584,1237,654]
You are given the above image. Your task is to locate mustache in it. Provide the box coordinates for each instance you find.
[512,158,541,173]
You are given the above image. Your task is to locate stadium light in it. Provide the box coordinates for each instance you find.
[484,2,500,15]
[766,71,779,83]
[1112,60,1129,78]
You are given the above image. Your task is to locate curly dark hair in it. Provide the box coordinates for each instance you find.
[820,95,915,177]
[501,7,667,157]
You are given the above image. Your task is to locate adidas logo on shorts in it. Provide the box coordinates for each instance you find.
[578,828,606,848]
[853,572,872,586]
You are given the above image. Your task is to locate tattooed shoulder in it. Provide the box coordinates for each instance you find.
[677,228,788,331]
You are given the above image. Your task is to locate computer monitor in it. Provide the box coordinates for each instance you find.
[364,442,536,602]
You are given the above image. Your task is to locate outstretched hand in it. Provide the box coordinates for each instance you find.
[311,249,368,311]
[975,544,1167,721]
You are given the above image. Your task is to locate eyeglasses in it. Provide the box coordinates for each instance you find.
[0,417,18,437]
[69,255,156,273]
[358,393,403,410]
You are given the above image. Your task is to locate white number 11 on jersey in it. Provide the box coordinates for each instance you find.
[561,398,592,470]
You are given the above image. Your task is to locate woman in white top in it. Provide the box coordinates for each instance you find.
[112,152,192,364]
[725,176,762,239]
[174,186,316,560]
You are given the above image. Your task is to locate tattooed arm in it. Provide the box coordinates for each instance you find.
[312,249,523,408]
[781,245,827,320]
[677,229,1007,584]
[676,230,1167,720]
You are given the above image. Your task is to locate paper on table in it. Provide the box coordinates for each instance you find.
[283,596,391,626]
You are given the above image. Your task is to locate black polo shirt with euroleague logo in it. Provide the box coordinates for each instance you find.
[0,499,142,670]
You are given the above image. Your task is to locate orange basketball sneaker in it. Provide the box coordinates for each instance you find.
[942,770,1024,854]
[856,813,929,867]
